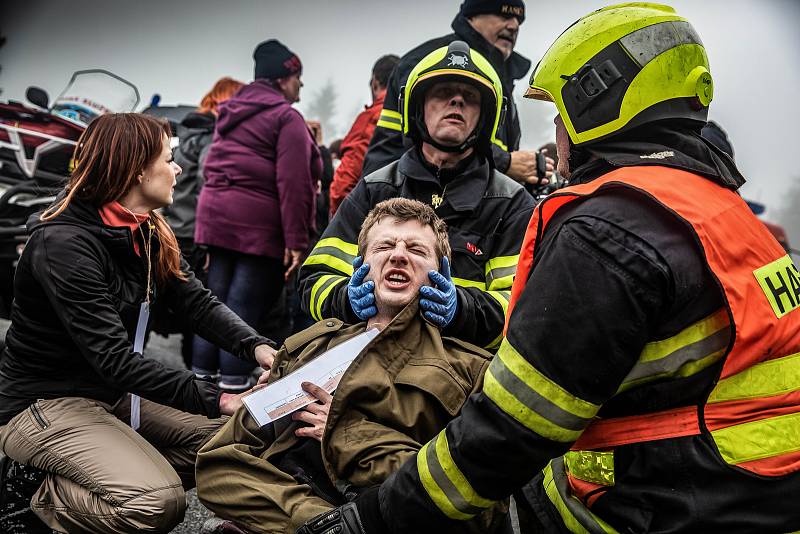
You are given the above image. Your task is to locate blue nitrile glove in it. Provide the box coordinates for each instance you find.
[419,256,457,328]
[348,256,377,321]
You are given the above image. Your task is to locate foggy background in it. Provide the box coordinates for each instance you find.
[2,0,799,243]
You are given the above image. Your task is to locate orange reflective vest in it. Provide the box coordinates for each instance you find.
[508,165,800,486]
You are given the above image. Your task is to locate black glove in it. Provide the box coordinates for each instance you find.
[296,486,387,534]
[296,502,365,534]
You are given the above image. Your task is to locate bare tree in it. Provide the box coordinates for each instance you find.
[303,78,340,141]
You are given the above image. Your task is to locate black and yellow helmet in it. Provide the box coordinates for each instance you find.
[526,3,713,145]
[401,40,505,154]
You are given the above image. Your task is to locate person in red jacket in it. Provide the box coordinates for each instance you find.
[329,54,399,216]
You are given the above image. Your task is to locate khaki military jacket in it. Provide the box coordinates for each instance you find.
[267,300,490,487]
[197,300,500,533]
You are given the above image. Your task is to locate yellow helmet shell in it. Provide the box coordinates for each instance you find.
[527,3,713,145]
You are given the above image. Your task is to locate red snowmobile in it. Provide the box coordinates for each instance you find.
[0,69,140,316]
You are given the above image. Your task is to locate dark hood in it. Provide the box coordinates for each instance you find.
[451,13,531,83]
[569,121,746,191]
[180,110,216,131]
[214,80,288,136]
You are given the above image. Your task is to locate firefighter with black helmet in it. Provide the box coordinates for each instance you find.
[298,4,800,533]
[298,41,533,351]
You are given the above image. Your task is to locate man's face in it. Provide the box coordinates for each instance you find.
[423,81,482,148]
[469,14,520,60]
[363,217,439,317]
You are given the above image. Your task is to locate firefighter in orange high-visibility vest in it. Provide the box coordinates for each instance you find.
[298,4,800,533]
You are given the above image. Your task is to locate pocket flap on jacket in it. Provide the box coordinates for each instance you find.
[394,361,468,417]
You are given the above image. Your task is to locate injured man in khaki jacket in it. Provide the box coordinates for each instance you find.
[196,198,507,533]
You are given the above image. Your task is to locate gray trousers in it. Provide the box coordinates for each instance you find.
[0,395,225,533]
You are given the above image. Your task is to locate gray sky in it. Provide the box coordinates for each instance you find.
[2,0,799,221]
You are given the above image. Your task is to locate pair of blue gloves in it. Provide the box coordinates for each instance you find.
[347,256,457,328]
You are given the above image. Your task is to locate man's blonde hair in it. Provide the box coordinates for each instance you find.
[357,198,450,262]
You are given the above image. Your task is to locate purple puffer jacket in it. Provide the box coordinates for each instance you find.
[195,80,321,258]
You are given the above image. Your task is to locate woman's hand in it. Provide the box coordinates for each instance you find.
[218,383,267,416]
[218,391,245,416]
[254,343,277,370]
[292,382,333,442]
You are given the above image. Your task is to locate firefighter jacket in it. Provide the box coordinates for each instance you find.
[372,139,800,533]
[196,300,506,533]
[360,14,531,177]
[297,149,534,350]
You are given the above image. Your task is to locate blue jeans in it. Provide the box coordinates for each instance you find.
[192,247,284,386]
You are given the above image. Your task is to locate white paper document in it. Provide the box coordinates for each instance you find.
[242,327,380,427]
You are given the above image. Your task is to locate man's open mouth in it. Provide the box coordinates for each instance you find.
[444,113,464,123]
[385,270,411,288]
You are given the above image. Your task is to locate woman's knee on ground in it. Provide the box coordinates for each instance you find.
[112,484,187,532]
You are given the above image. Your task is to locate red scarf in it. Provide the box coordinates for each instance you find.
[98,201,149,256]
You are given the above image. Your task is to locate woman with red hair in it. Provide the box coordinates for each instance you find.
[162,77,244,367]
[0,113,275,533]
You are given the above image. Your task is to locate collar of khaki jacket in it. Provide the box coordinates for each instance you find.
[268,298,491,488]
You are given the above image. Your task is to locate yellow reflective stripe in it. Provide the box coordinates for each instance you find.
[709,351,800,404]
[543,462,590,534]
[711,411,800,465]
[377,109,403,131]
[376,119,402,131]
[638,309,729,363]
[309,275,337,321]
[616,309,731,393]
[303,254,354,277]
[316,277,346,321]
[485,254,519,275]
[416,431,493,520]
[483,340,599,442]
[542,459,618,534]
[313,237,358,257]
[435,431,494,510]
[417,441,472,520]
[487,290,510,316]
[309,275,347,322]
[487,273,515,291]
[496,340,599,420]
[303,237,358,276]
[492,137,508,151]
[452,276,486,289]
[485,255,518,291]
[380,109,402,121]
[618,347,727,394]
[484,372,581,441]
[564,450,615,486]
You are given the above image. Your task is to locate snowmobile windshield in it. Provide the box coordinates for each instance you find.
[52,70,140,126]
